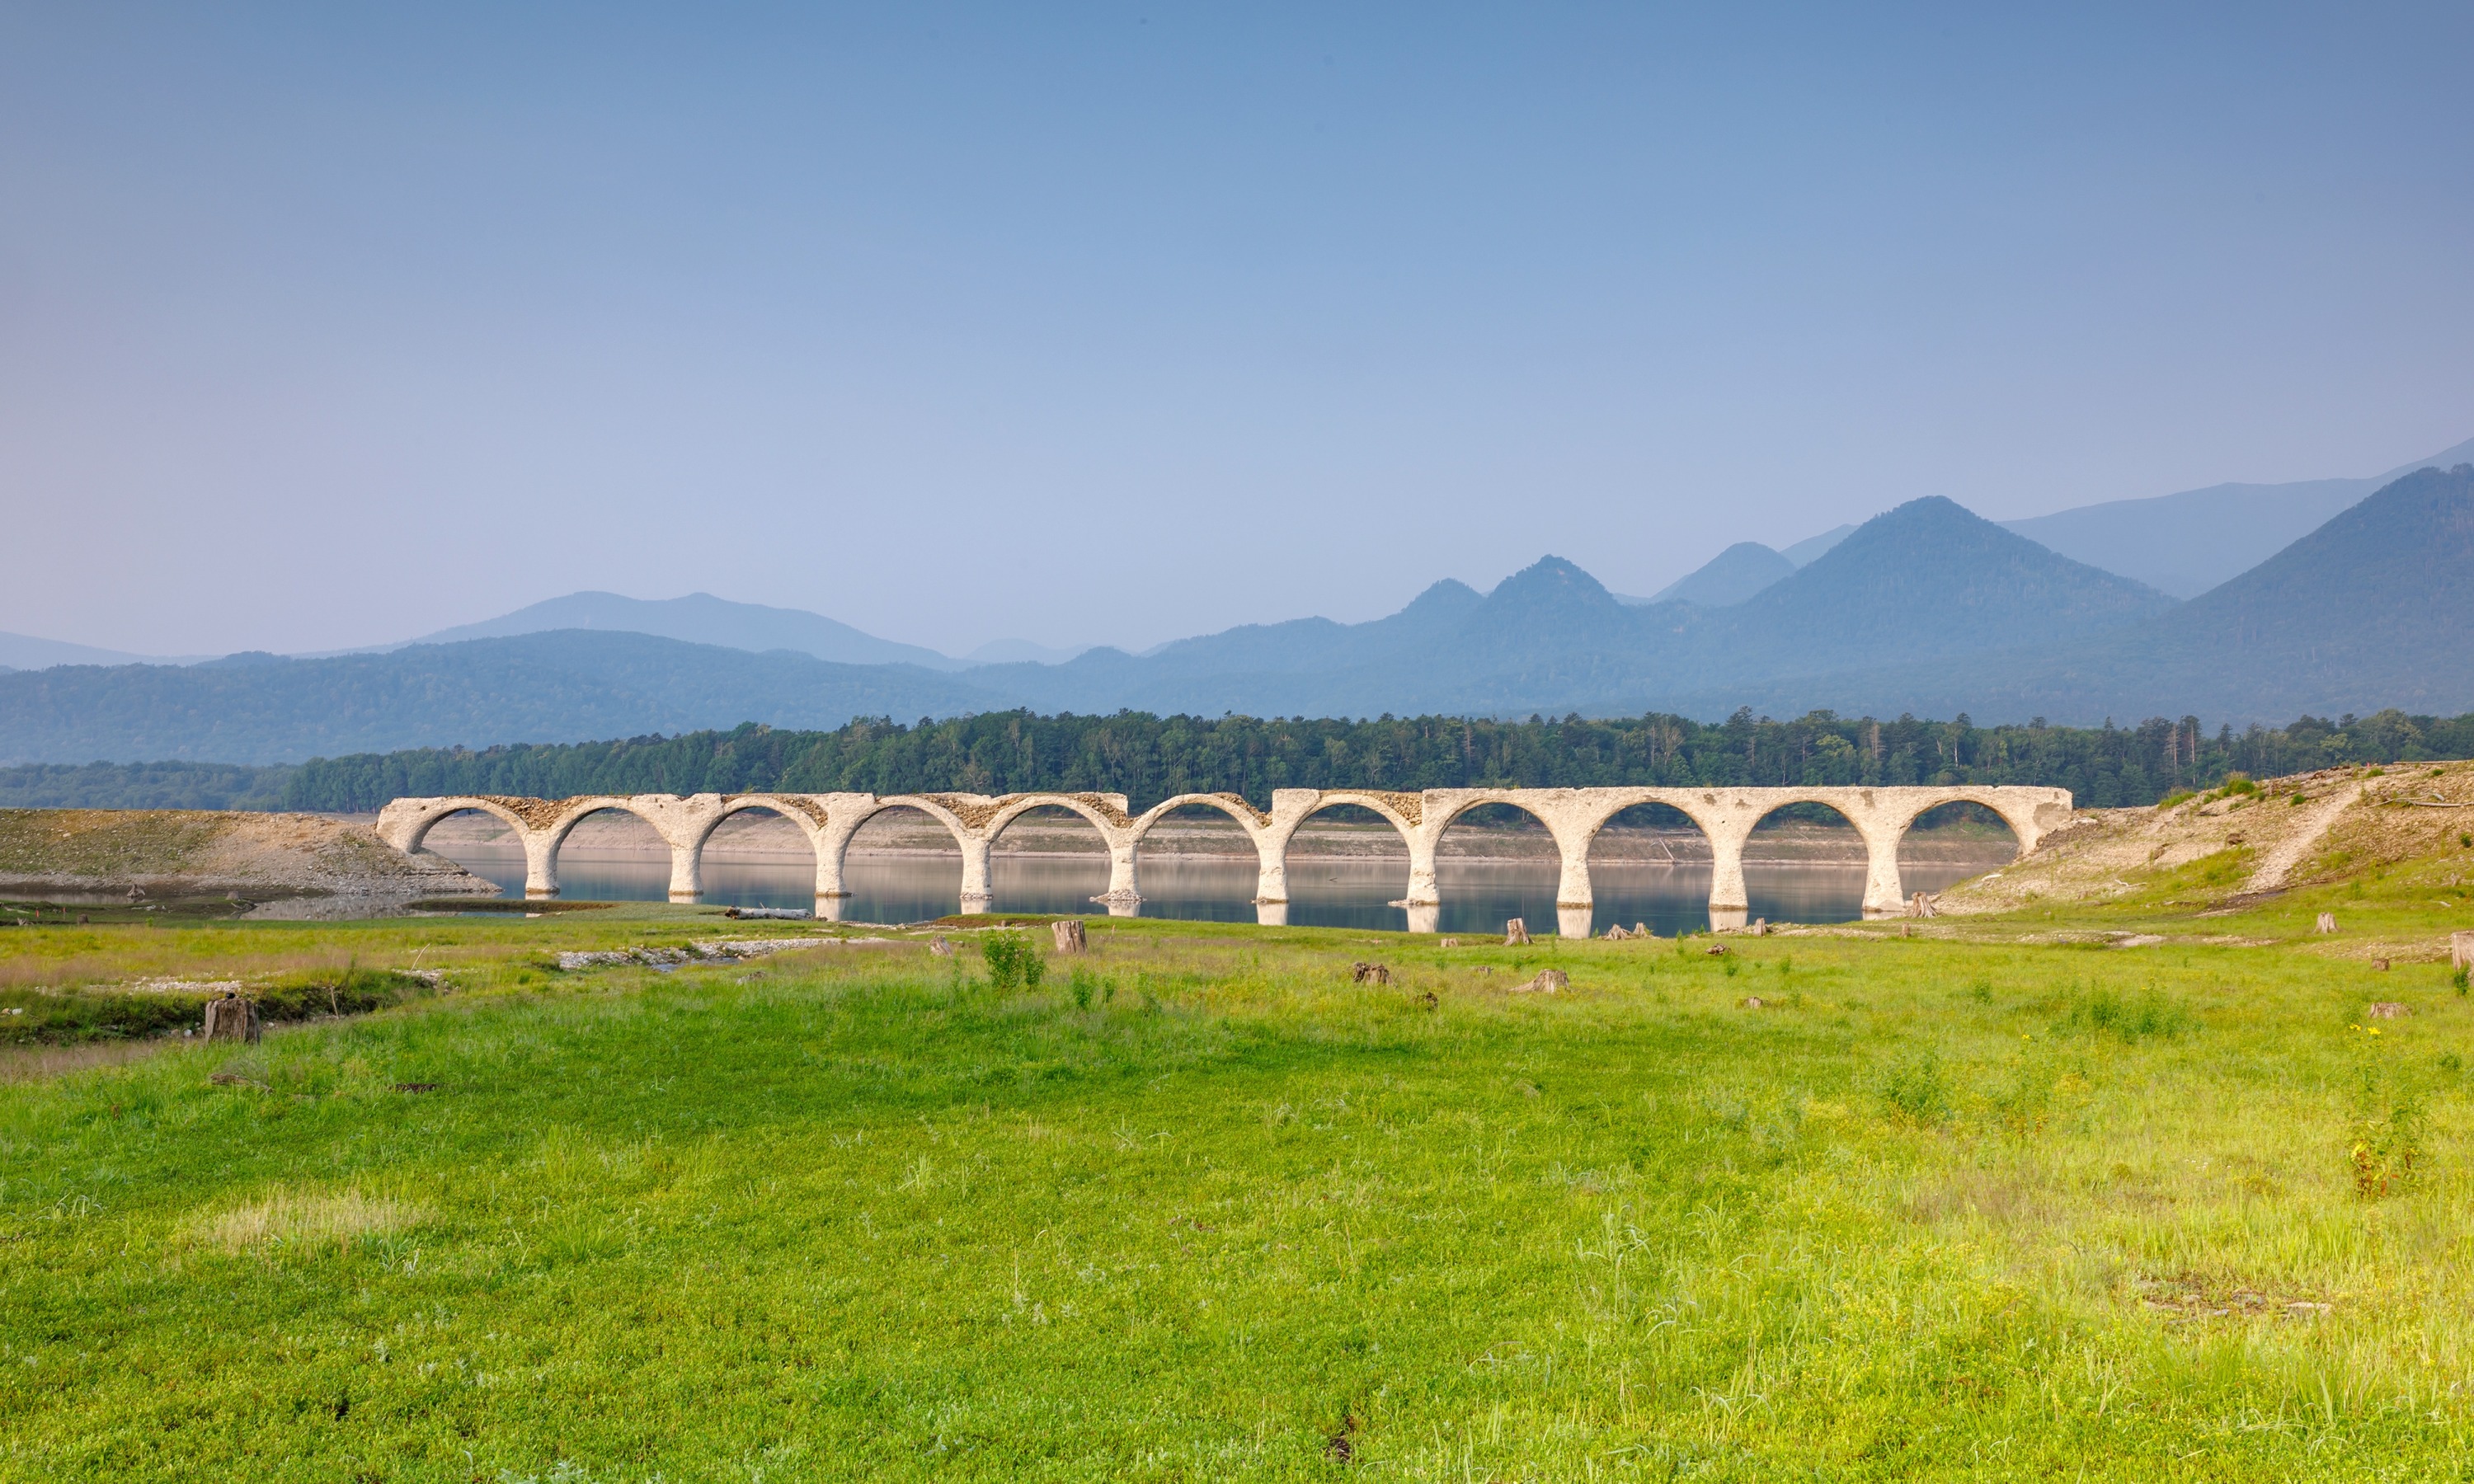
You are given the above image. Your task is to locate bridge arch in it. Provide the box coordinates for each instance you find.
[1584,799,1712,936]
[537,797,684,901]
[686,795,833,909]
[836,796,987,913]
[386,796,538,857]
[985,796,1129,913]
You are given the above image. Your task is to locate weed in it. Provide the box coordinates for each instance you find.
[1879,1053,1952,1126]
[1068,966,1097,1011]
[2349,1067,2425,1200]
[2054,987,2194,1043]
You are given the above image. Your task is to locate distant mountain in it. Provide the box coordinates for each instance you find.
[412,591,965,671]
[1705,497,2176,679]
[962,638,1088,665]
[0,632,201,670]
[1780,524,1856,566]
[0,630,997,765]
[1714,464,2474,725]
[19,472,2466,758]
[1644,542,1797,607]
[1998,434,2474,597]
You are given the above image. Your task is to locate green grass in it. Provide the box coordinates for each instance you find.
[3,913,2474,1479]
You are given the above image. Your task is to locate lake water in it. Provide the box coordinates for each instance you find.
[430,845,1997,935]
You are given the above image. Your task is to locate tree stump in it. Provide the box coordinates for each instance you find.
[929,935,955,958]
[1908,893,1936,918]
[2366,1002,2408,1019]
[1350,961,1391,985]
[1512,970,1568,993]
[2450,930,2474,969]
[1750,918,1769,936]
[1051,920,1088,954]
[1603,924,1629,941]
[201,993,260,1044]
[1503,918,1530,947]
[2316,913,2338,935]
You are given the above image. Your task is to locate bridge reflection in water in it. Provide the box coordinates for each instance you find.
[384,784,2070,936]
[433,843,2009,936]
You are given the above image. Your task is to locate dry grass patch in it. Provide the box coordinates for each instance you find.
[174,1187,432,1256]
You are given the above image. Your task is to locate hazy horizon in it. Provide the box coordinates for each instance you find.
[6,5,2472,658]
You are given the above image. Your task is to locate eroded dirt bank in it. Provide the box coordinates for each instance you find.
[1936,761,2474,914]
[0,809,496,903]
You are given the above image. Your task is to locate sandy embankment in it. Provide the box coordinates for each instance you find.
[0,809,497,905]
[1935,760,2474,918]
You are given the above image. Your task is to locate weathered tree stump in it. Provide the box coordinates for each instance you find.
[1908,893,1936,918]
[2316,913,2338,934]
[201,993,260,1044]
[928,935,955,958]
[1503,918,1530,947]
[1603,924,1629,941]
[1750,918,1770,936]
[1350,961,1391,985]
[2366,1002,2408,1019]
[2450,930,2474,969]
[1512,969,1568,994]
[1051,920,1087,954]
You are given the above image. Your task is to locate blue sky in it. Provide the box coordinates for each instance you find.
[4,3,2471,656]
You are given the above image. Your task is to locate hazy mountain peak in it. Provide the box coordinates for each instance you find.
[1778,524,1856,566]
[412,590,962,671]
[1486,556,1624,613]
[1650,542,1794,607]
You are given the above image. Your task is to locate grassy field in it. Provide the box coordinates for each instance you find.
[2,874,2472,1478]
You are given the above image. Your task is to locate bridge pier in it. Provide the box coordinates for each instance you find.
[1094,837,1142,916]
[666,842,703,904]
[1858,822,1909,918]
[957,835,995,913]
[1704,819,1754,926]
[522,831,561,899]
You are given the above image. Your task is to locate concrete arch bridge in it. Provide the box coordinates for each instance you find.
[377,785,2071,934]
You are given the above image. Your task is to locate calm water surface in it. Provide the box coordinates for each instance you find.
[435,846,1994,935]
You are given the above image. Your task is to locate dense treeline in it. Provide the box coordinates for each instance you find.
[263,707,2474,813]
[0,761,295,811]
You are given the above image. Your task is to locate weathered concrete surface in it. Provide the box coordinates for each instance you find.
[376,784,2071,930]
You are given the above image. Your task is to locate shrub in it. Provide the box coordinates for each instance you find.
[2157,791,2196,810]
[980,931,1045,991]
[2219,773,2258,797]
